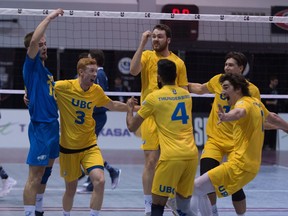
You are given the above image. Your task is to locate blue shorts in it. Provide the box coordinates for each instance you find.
[26,120,60,166]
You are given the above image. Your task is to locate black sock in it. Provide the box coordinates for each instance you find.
[151,204,164,216]
[0,166,8,179]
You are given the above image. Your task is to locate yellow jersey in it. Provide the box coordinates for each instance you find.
[230,96,269,173]
[54,79,111,150]
[138,85,198,161]
[140,50,188,103]
[206,74,260,148]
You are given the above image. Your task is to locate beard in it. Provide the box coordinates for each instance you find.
[153,41,168,53]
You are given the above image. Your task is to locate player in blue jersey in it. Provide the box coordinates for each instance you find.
[78,50,121,193]
[22,8,64,216]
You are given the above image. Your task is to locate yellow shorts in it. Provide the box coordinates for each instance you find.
[201,138,234,162]
[152,159,198,198]
[141,116,159,151]
[208,162,256,198]
[59,145,104,182]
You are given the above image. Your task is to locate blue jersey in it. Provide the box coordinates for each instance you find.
[94,67,108,114]
[23,52,58,123]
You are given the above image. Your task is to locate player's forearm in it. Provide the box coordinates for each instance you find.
[188,83,208,94]
[109,101,128,112]
[221,108,245,122]
[266,112,288,132]
[130,44,145,76]
[126,111,136,132]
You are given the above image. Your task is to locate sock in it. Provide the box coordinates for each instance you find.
[0,166,8,179]
[190,195,199,215]
[90,209,100,216]
[151,203,164,216]
[63,210,70,216]
[24,205,35,216]
[104,161,114,172]
[212,204,219,216]
[35,193,44,212]
[198,195,212,216]
[144,195,152,214]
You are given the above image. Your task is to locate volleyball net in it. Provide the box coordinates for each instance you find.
[0,8,288,109]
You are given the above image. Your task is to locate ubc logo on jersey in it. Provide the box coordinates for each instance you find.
[218,185,228,197]
[159,185,175,195]
[72,98,92,109]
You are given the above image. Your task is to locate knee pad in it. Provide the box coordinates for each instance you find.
[232,189,246,202]
[200,158,220,175]
[41,167,52,184]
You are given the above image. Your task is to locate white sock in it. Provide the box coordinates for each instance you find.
[190,195,198,216]
[63,210,70,216]
[198,195,212,216]
[35,193,44,212]
[24,205,35,216]
[212,204,219,216]
[90,209,100,216]
[144,194,152,213]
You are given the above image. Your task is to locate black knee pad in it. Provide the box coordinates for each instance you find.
[41,167,52,184]
[232,189,246,202]
[200,158,220,175]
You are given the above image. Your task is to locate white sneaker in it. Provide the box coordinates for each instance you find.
[82,182,89,187]
[166,197,179,216]
[0,177,17,197]
[76,188,92,194]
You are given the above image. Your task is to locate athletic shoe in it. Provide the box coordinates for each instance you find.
[0,177,17,196]
[166,197,179,216]
[35,211,44,216]
[76,188,92,194]
[82,177,91,187]
[82,182,89,187]
[110,169,121,190]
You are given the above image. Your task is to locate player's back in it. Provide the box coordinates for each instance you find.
[149,85,198,161]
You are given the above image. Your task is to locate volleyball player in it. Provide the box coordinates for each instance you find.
[22,8,64,216]
[77,50,121,193]
[188,52,260,216]
[126,59,198,216]
[54,57,134,216]
[130,24,188,216]
[191,72,288,216]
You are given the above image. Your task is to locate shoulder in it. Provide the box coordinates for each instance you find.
[169,52,184,63]
[55,79,74,89]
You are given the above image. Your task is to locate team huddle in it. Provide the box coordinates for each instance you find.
[21,8,288,216]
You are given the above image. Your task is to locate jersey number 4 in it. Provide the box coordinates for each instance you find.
[171,102,189,124]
